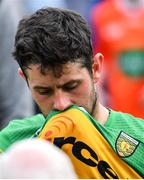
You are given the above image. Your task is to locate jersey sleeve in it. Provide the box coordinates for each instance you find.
[0,114,45,152]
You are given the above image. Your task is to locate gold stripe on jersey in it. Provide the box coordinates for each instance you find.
[38,107,141,179]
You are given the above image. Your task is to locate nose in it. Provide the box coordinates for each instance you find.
[53,91,72,111]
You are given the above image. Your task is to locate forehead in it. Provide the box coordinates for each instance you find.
[27,62,83,75]
[26,62,89,85]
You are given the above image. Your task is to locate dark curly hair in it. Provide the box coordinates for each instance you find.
[13,7,93,77]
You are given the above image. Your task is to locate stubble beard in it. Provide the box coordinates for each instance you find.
[81,84,97,117]
[90,90,97,117]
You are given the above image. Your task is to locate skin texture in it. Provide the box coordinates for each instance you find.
[19,53,109,124]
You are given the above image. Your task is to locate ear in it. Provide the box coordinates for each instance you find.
[18,68,26,80]
[92,53,103,83]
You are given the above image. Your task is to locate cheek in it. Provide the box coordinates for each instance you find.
[80,79,93,94]
[31,91,48,105]
[72,80,92,99]
[32,93,52,116]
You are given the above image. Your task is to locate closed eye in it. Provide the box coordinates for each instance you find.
[63,81,81,91]
[34,88,53,96]
[38,90,52,95]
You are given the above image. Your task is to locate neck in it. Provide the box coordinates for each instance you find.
[92,101,109,125]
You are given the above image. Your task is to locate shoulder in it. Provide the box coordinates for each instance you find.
[108,110,144,125]
[7,114,45,127]
[106,110,144,141]
[0,114,45,152]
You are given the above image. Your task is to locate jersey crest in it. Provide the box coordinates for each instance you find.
[116,131,140,157]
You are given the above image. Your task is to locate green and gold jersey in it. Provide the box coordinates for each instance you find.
[0,106,143,178]
[38,106,144,179]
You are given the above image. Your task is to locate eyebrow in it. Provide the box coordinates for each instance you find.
[33,86,51,91]
[33,79,82,90]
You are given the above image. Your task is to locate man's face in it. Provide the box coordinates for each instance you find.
[25,62,98,117]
